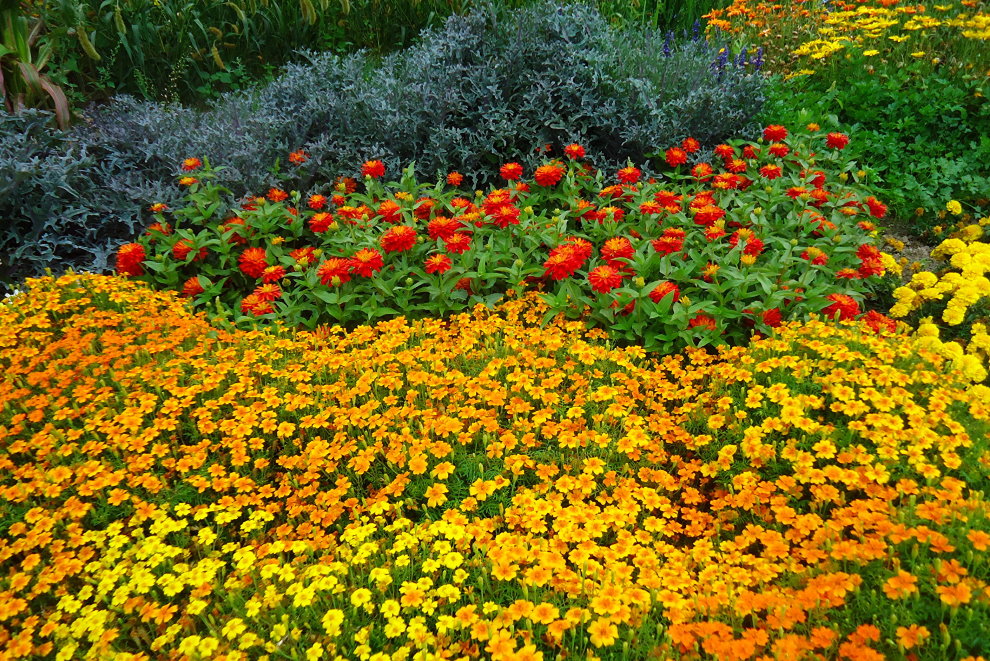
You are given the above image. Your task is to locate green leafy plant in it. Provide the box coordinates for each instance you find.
[0,0,69,127]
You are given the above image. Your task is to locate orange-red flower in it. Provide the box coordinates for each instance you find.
[534,163,566,187]
[181,157,202,171]
[239,247,269,279]
[317,258,352,286]
[362,160,386,179]
[822,293,860,321]
[425,254,453,275]
[588,265,623,293]
[350,248,384,277]
[115,243,146,276]
[763,125,788,142]
[380,225,417,253]
[500,162,523,181]
[564,143,585,159]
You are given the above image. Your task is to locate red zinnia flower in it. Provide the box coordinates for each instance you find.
[762,308,783,327]
[865,196,888,219]
[500,162,523,181]
[543,238,592,280]
[309,212,334,233]
[380,225,418,253]
[424,254,453,274]
[743,145,759,159]
[693,204,726,227]
[652,228,686,256]
[444,232,472,255]
[362,160,386,179]
[826,132,850,149]
[649,281,680,304]
[427,216,463,241]
[665,147,687,167]
[564,143,586,159]
[863,310,896,334]
[239,247,269,278]
[600,206,624,223]
[857,243,885,277]
[639,200,663,214]
[617,166,642,184]
[768,143,790,158]
[317,258,352,286]
[763,125,788,142]
[289,150,309,165]
[116,243,146,276]
[262,265,286,283]
[290,246,317,267]
[714,144,735,159]
[759,164,783,180]
[446,172,464,186]
[172,239,207,262]
[534,162,566,187]
[688,314,717,332]
[253,283,282,302]
[267,188,288,202]
[692,162,714,182]
[308,194,327,210]
[682,137,701,153]
[601,237,635,267]
[181,276,205,297]
[241,293,273,316]
[822,293,860,320]
[181,157,202,171]
[727,158,748,173]
[414,197,436,220]
[376,199,402,223]
[588,265,624,293]
[350,248,384,277]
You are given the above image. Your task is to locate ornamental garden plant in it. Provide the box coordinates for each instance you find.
[116,124,896,352]
[0,273,988,659]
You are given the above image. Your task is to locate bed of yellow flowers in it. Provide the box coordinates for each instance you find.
[706,0,990,78]
[1,273,989,660]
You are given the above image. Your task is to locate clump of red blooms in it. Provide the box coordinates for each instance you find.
[121,127,897,341]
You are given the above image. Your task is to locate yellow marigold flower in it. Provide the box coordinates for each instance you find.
[322,609,344,637]
[351,588,373,608]
[946,200,963,215]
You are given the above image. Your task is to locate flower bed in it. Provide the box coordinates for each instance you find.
[0,273,988,659]
[117,124,896,352]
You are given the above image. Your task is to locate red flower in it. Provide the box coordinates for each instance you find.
[350,248,384,277]
[617,166,642,184]
[290,246,317,267]
[865,196,888,219]
[801,247,829,265]
[543,238,592,280]
[665,147,687,167]
[693,204,726,227]
[444,233,472,255]
[362,160,386,179]
[308,194,328,210]
[743,145,759,159]
[172,239,207,262]
[768,143,790,158]
[688,314,717,332]
[116,243,146,276]
[309,212,334,233]
[649,281,680,304]
[763,125,788,142]
[759,164,783,180]
[714,144,735,159]
[427,216,462,241]
[726,158,748,173]
[424,254,453,274]
[446,172,464,186]
[691,162,714,182]
[857,243,885,277]
[652,228,686,256]
[826,132,850,149]
[762,308,783,327]
[500,162,524,181]
[181,157,202,171]
[317,258,352,286]
[682,137,701,153]
[534,162,566,187]
[240,293,273,316]
[601,237,635,267]
[414,197,436,220]
[564,143,586,159]
[378,199,402,223]
[267,188,288,202]
[289,150,309,165]
[639,200,663,214]
[181,276,205,297]
[863,310,897,334]
[239,247,269,278]
[380,225,418,253]
[822,293,860,320]
[600,206,624,223]
[254,283,282,302]
[262,265,286,283]
[588,265,624,293]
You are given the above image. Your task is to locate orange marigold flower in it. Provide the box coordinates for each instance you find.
[882,571,918,599]
[896,625,929,649]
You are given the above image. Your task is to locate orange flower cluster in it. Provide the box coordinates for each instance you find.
[0,274,988,660]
